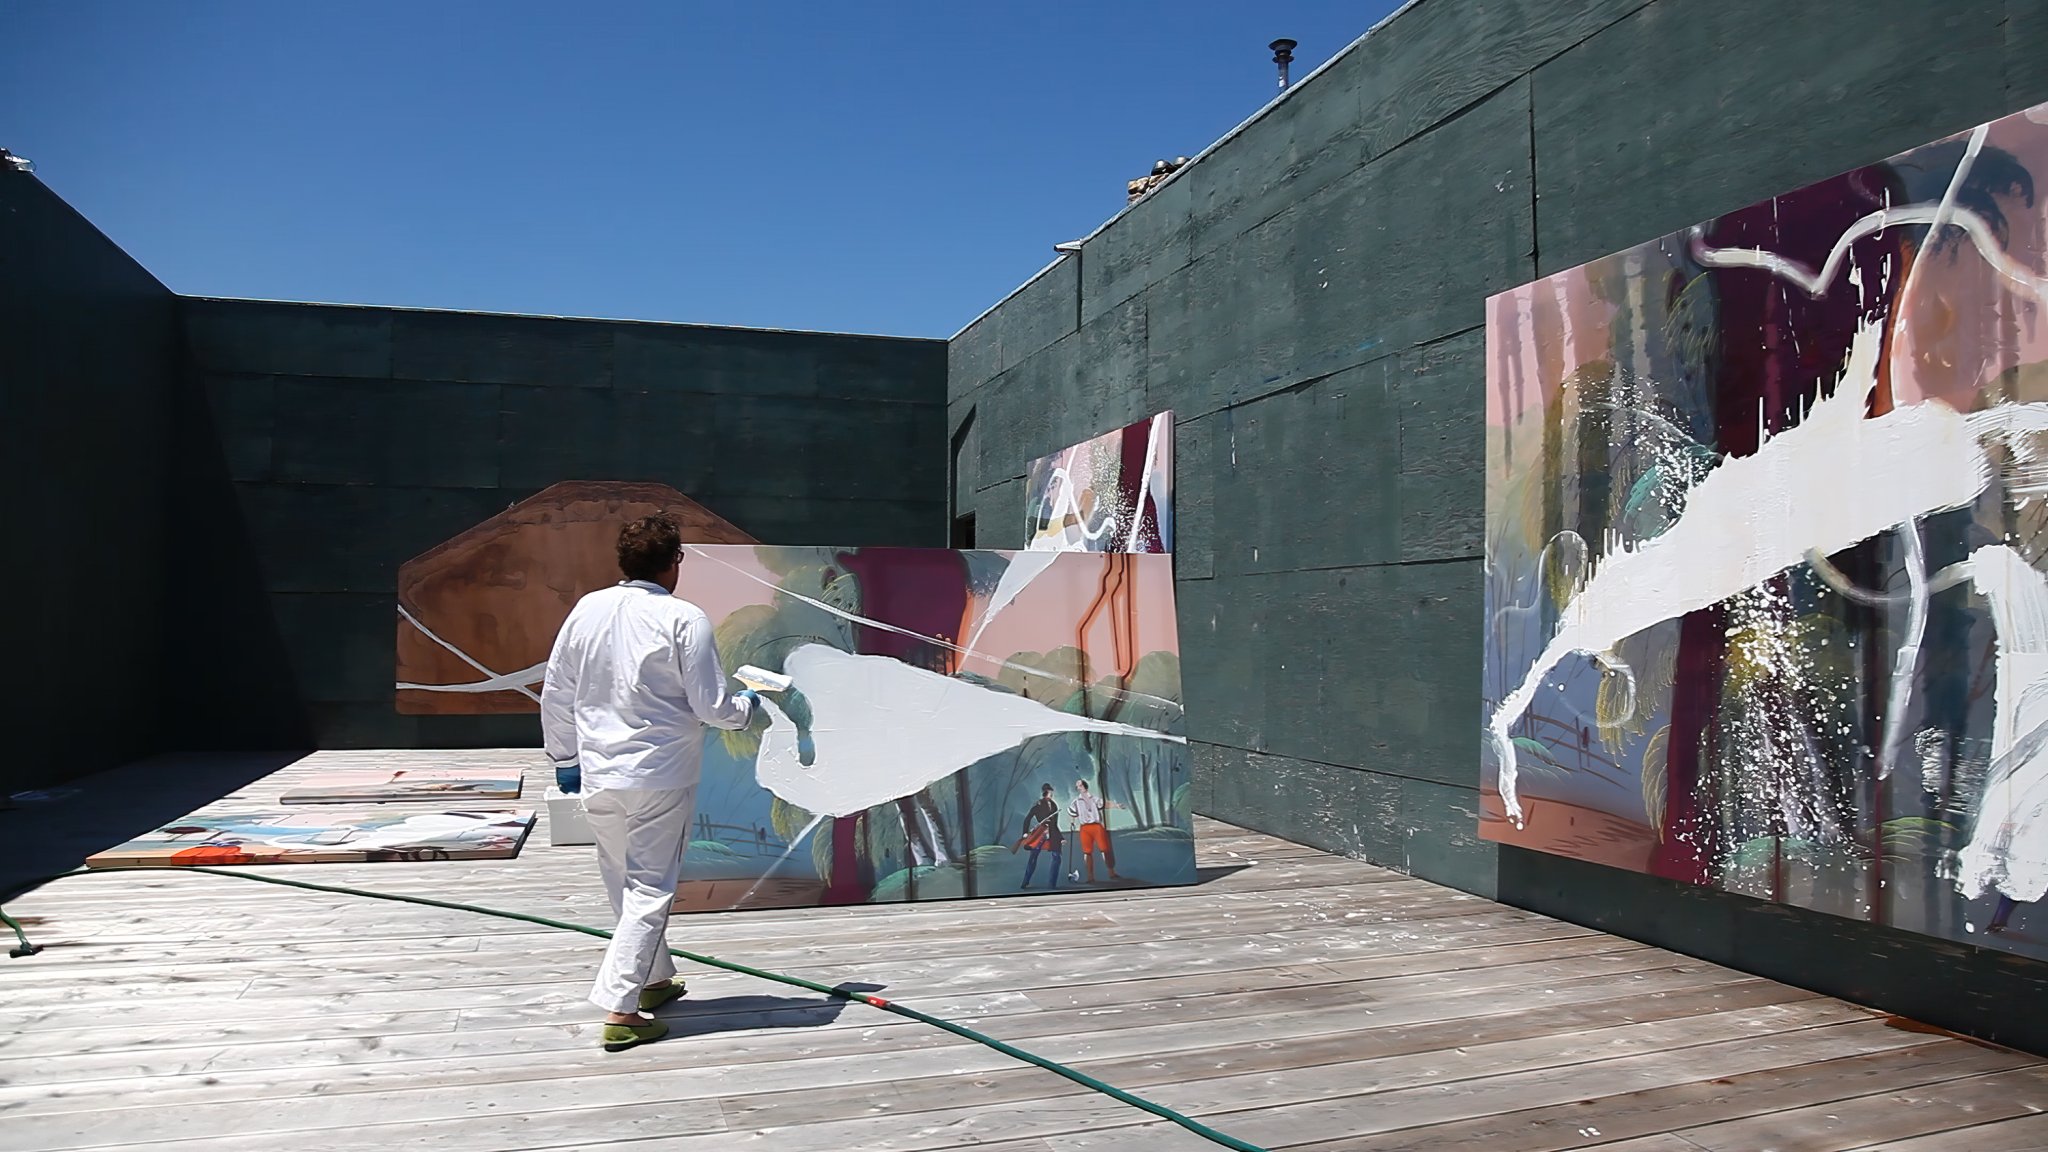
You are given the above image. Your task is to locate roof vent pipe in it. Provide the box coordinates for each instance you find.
[1270,39,1297,91]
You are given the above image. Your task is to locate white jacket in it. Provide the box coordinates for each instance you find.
[540,581,754,791]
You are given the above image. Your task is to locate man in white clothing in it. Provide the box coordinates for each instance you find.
[541,514,760,1052]
[1068,778,1122,885]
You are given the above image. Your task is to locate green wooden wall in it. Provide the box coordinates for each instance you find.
[947,0,2048,1051]
[180,299,947,750]
[1,169,181,797]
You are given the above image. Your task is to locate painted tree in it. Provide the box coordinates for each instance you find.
[709,552,856,899]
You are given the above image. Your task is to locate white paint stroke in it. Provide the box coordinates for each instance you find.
[1688,198,2048,306]
[1124,416,1164,552]
[682,546,1183,713]
[730,813,825,908]
[1804,548,1974,607]
[396,663,546,695]
[1879,523,1930,780]
[753,643,1184,819]
[395,605,542,702]
[1969,403,2048,497]
[1031,462,1119,550]
[1956,545,2048,905]
[1592,650,1637,727]
[1488,322,1993,824]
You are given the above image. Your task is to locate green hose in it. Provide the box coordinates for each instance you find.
[3,904,39,957]
[4,866,1269,1152]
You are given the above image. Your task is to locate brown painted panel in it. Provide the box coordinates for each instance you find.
[394,481,755,714]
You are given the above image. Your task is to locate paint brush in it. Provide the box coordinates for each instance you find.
[734,665,793,693]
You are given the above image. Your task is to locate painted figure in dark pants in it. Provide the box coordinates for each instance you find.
[1016,784,1064,889]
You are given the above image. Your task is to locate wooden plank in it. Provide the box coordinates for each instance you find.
[0,959,1773,1122]
[2,973,1776,1145]
[1188,1021,1956,1150]
[1304,1041,2035,1152]
[1673,1064,2048,1152]
[0,897,1370,983]
[0,902,1567,1008]
[25,1094,730,1152]
[1859,1111,2048,1150]
[713,979,1819,1131]
[0,947,1736,1091]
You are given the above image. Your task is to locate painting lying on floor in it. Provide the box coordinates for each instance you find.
[85,810,535,867]
[666,545,1194,911]
[1483,99,2048,961]
[1024,412,1173,552]
[396,480,754,714]
[282,768,524,804]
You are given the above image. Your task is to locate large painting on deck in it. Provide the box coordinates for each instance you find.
[1483,100,2048,960]
[281,768,524,805]
[669,545,1194,911]
[85,810,535,868]
[1024,412,1173,553]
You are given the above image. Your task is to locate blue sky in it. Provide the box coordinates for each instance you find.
[3,1,1398,338]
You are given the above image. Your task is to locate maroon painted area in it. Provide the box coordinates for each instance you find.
[1118,418,1164,553]
[1698,165,1902,455]
[1652,166,1911,886]
[817,548,972,904]
[831,548,970,672]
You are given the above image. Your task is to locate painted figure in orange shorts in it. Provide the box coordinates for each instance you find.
[1067,779,1122,884]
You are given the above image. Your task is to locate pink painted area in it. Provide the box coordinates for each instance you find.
[1890,113,2048,410]
[1485,269,1622,429]
[674,548,1180,680]
[962,552,1180,673]
[673,547,778,621]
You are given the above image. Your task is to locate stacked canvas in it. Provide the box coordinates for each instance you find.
[85,809,534,868]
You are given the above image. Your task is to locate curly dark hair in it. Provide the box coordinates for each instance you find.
[617,514,683,582]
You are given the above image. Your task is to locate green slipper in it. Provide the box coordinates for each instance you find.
[602,1016,669,1052]
[639,979,687,1012]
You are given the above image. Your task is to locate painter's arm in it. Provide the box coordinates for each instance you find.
[678,609,756,731]
[539,622,580,767]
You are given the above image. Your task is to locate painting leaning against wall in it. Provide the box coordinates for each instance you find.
[670,545,1195,911]
[395,481,755,714]
[1482,98,2048,962]
[1024,412,1174,553]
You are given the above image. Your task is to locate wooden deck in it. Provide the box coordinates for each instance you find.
[4,749,2047,1151]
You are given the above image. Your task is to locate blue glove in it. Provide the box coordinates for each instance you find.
[797,730,817,766]
[553,762,581,795]
[735,688,761,710]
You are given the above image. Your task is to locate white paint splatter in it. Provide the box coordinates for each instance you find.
[1125,414,1165,552]
[1030,463,1121,550]
[1955,545,2048,904]
[1488,322,1992,824]
[753,644,1184,819]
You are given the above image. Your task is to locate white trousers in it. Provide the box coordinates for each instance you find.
[583,785,697,1014]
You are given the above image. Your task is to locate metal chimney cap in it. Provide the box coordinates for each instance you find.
[1269,38,1297,53]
